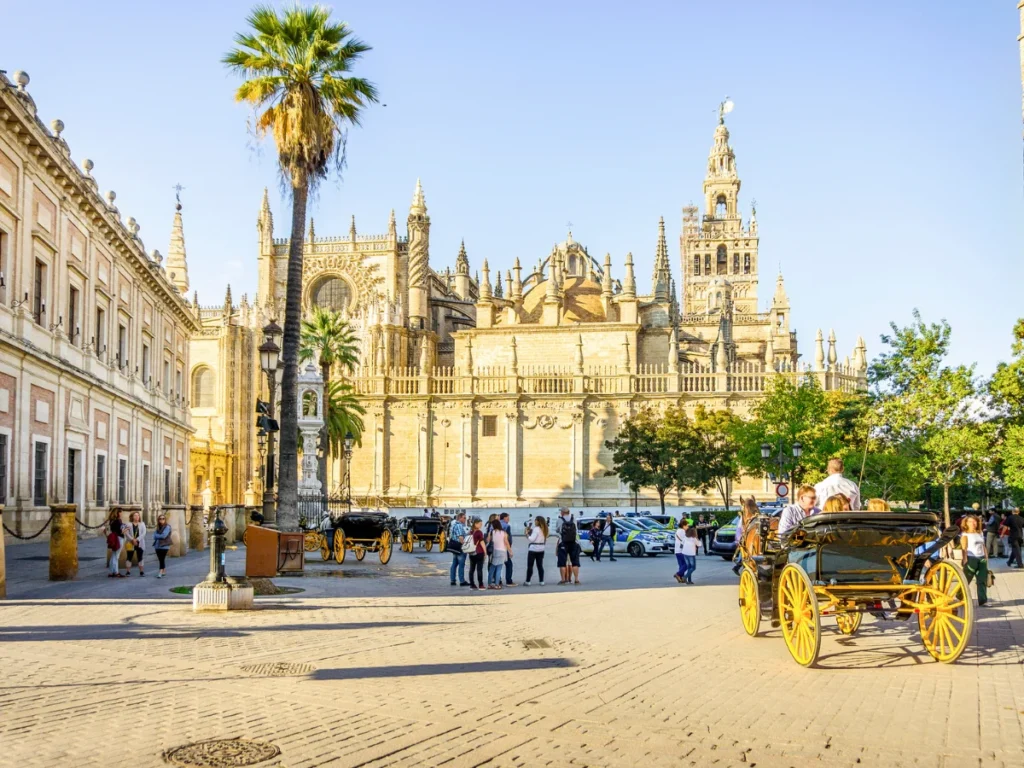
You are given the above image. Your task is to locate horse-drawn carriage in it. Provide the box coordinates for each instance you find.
[737,509,971,667]
[303,511,396,565]
[397,515,447,553]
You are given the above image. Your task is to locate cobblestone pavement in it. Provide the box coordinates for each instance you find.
[2,534,1023,768]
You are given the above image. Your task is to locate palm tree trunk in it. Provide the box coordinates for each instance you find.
[276,181,309,531]
[319,361,330,501]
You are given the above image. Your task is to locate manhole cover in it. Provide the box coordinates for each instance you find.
[240,662,315,677]
[164,738,280,767]
[522,638,552,649]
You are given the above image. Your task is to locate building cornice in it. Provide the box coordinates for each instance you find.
[0,78,200,332]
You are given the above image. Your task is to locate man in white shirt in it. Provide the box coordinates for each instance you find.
[814,458,861,511]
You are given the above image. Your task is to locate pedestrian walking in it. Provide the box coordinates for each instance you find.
[681,525,701,584]
[468,519,486,590]
[152,514,172,578]
[106,508,125,578]
[123,511,146,576]
[960,515,989,607]
[499,512,516,586]
[1005,508,1024,569]
[556,508,581,585]
[588,519,603,561]
[487,518,509,590]
[447,511,470,586]
[601,513,618,561]
[523,516,548,586]
[984,509,1000,557]
[673,519,689,583]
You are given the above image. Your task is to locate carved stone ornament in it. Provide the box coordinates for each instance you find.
[302,252,385,312]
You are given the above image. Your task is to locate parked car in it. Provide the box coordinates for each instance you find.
[641,514,678,529]
[578,516,672,557]
[710,515,740,560]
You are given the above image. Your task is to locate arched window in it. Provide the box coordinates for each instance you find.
[716,195,728,217]
[733,253,739,273]
[693,255,700,276]
[716,245,727,274]
[312,277,352,312]
[744,254,751,274]
[191,366,215,408]
[704,254,711,275]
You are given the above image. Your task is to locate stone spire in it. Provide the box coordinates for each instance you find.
[827,329,838,369]
[349,215,357,242]
[601,253,613,297]
[223,284,233,317]
[258,187,273,239]
[576,334,585,373]
[622,335,631,371]
[479,259,492,301]
[504,270,512,298]
[407,179,431,327]
[510,336,518,373]
[465,337,474,374]
[493,271,504,298]
[652,216,671,301]
[814,329,825,371]
[714,328,728,372]
[455,240,469,274]
[765,328,775,368]
[704,107,740,221]
[307,217,316,244]
[668,325,679,372]
[388,209,397,239]
[622,252,636,297]
[512,257,523,300]
[165,194,190,294]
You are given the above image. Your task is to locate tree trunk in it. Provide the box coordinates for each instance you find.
[658,488,666,515]
[319,361,330,501]
[275,182,309,531]
[943,481,950,528]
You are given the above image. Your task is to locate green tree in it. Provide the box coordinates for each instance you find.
[870,310,993,525]
[299,307,361,495]
[690,406,742,510]
[843,444,924,506]
[606,407,692,514]
[734,376,860,486]
[224,5,377,529]
[990,319,1024,497]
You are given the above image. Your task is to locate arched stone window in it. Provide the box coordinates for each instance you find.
[312,276,352,312]
[733,253,739,273]
[693,254,700,276]
[191,366,215,408]
[716,245,727,275]
[716,195,728,218]
[704,254,711,275]
[744,254,751,274]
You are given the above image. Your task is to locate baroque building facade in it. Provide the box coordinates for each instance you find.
[0,71,199,539]
[196,115,867,508]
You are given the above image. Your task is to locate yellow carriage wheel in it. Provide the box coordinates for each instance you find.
[739,568,761,637]
[242,527,250,547]
[918,561,973,663]
[319,534,330,562]
[355,547,366,561]
[405,531,415,552]
[379,530,393,565]
[439,531,447,552]
[334,529,346,564]
[303,531,320,552]
[424,539,433,552]
[836,612,862,635]
[778,564,820,668]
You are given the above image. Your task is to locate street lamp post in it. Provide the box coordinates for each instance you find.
[343,431,354,514]
[259,320,282,526]
[760,440,803,501]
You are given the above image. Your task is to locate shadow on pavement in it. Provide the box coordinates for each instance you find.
[311,658,576,680]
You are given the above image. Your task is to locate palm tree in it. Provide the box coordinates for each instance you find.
[299,306,361,496]
[224,5,377,530]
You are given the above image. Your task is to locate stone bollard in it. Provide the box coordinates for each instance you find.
[189,505,207,551]
[0,504,6,598]
[49,504,79,581]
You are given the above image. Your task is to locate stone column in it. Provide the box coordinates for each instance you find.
[49,503,79,581]
[163,504,188,557]
[0,505,6,598]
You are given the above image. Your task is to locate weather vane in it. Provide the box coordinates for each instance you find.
[173,183,185,206]
[718,97,734,124]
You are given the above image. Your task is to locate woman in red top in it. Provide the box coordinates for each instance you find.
[468,519,486,590]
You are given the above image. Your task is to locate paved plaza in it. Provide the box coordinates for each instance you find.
[2,533,1023,768]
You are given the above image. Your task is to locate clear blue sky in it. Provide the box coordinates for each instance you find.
[5,1,1022,375]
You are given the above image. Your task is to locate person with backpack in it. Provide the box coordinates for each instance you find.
[556,508,581,585]
[152,514,173,579]
[446,511,470,587]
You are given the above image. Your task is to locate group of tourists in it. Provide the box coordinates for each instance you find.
[104,508,172,578]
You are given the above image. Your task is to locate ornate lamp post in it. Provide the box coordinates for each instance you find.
[343,431,354,514]
[259,320,282,526]
[760,440,803,501]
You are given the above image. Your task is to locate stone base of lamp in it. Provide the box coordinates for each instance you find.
[192,576,254,612]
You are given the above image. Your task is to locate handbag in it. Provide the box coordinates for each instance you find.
[987,570,996,588]
[106,532,120,549]
[125,539,134,552]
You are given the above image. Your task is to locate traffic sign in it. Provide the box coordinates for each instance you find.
[775,482,789,499]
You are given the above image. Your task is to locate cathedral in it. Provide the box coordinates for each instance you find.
[187,116,867,508]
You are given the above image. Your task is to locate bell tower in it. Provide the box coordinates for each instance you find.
[680,106,760,315]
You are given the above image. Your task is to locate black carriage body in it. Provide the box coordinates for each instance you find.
[399,516,444,537]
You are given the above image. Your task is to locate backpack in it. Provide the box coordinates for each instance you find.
[560,516,577,547]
